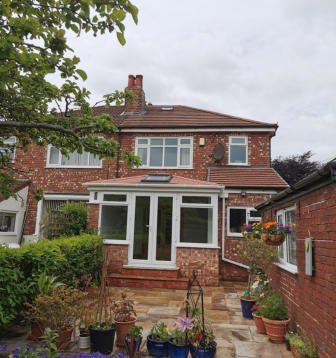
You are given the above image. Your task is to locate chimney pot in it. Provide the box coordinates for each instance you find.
[135,74,143,88]
[128,74,135,87]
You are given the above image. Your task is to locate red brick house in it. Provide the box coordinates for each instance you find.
[2,74,287,287]
[256,159,336,358]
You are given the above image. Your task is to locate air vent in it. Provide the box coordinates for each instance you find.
[141,174,173,183]
[161,106,174,111]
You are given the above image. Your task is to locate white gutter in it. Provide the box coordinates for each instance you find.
[121,127,276,133]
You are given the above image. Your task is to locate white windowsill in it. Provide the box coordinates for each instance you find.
[0,232,17,236]
[123,264,178,270]
[46,165,102,169]
[275,262,298,275]
[103,239,130,245]
[176,243,220,249]
[135,167,193,170]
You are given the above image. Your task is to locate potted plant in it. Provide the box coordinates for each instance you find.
[189,313,216,358]
[251,290,269,335]
[259,290,290,343]
[25,285,86,350]
[261,222,290,246]
[237,231,278,319]
[168,317,193,358]
[78,303,94,349]
[125,324,143,358]
[89,251,117,354]
[288,333,318,358]
[147,321,171,357]
[113,292,137,348]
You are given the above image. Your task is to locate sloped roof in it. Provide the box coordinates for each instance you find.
[209,167,288,189]
[0,180,30,202]
[89,105,277,129]
[84,175,220,187]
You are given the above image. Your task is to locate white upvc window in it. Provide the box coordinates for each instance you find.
[277,207,297,270]
[135,137,193,169]
[0,137,16,162]
[0,211,17,234]
[229,136,248,165]
[178,194,218,247]
[46,146,102,168]
[227,206,261,237]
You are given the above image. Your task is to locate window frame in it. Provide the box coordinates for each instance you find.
[227,206,261,237]
[276,206,297,272]
[46,145,102,168]
[0,211,17,235]
[228,136,248,165]
[135,136,193,169]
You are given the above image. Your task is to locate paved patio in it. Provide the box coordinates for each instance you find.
[0,282,292,358]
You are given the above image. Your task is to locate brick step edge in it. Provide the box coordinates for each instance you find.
[121,268,180,279]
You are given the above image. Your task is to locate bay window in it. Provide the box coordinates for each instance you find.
[136,137,193,168]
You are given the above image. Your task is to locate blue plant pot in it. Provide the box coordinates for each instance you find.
[240,297,256,319]
[147,334,170,357]
[168,338,189,358]
[125,336,142,357]
[190,342,217,358]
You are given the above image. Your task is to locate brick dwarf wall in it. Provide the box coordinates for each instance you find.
[220,193,272,281]
[262,183,336,358]
[104,244,129,274]
[176,247,219,286]
[87,204,99,231]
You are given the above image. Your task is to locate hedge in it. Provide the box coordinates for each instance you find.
[0,234,103,326]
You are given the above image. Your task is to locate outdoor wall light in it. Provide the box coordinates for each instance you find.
[241,191,247,197]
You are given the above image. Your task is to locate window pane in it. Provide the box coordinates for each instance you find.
[138,148,147,165]
[156,197,173,261]
[100,205,127,240]
[231,137,246,144]
[180,148,190,166]
[103,194,126,202]
[180,138,191,144]
[180,208,213,244]
[0,212,16,232]
[164,147,177,166]
[61,151,77,165]
[49,147,60,164]
[133,196,150,260]
[286,210,296,265]
[150,147,163,166]
[165,138,178,145]
[78,152,88,166]
[89,153,100,166]
[150,138,163,145]
[138,139,148,145]
[229,208,246,234]
[230,145,246,164]
[182,196,211,204]
[277,214,284,259]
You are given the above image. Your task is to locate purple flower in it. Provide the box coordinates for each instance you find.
[0,345,7,352]
[176,317,194,332]
[278,223,284,229]
[245,224,253,232]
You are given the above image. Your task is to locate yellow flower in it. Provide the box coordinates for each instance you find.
[166,327,171,332]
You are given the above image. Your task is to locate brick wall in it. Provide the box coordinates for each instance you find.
[87,204,99,231]
[104,244,128,274]
[262,183,336,358]
[176,247,219,286]
[220,193,272,281]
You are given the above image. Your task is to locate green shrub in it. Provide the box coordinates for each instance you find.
[0,234,103,326]
[259,290,288,320]
[61,201,88,237]
[289,334,318,358]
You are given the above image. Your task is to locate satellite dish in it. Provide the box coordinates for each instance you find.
[213,143,225,162]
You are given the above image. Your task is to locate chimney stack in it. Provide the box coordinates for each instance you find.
[125,74,146,114]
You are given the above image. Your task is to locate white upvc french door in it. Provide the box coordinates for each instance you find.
[128,193,176,267]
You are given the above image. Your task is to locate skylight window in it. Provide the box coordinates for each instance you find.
[141,174,173,183]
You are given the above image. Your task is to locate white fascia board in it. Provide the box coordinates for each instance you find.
[43,194,89,201]
[121,127,276,133]
[83,182,224,194]
[224,189,279,195]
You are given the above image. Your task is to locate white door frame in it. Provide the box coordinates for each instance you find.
[128,192,177,267]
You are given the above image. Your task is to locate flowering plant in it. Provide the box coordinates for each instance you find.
[242,222,263,238]
[188,310,216,350]
[170,317,194,345]
[251,290,269,316]
[112,292,136,322]
[150,321,170,341]
[263,222,290,235]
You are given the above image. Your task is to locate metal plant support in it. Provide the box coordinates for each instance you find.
[185,270,206,358]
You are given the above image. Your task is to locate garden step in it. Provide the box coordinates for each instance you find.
[107,273,189,290]
[121,266,181,279]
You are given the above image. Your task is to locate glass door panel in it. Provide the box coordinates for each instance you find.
[156,197,173,261]
[133,196,150,260]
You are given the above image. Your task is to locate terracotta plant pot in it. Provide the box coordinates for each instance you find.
[262,317,290,343]
[56,326,74,350]
[252,313,266,334]
[115,319,137,347]
[28,321,45,341]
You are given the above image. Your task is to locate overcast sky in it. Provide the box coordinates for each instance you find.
[64,0,336,163]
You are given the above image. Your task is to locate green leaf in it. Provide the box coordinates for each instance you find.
[116,32,126,46]
[76,69,87,81]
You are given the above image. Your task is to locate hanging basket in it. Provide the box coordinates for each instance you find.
[261,233,285,246]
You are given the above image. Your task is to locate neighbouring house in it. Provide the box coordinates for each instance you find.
[256,159,336,358]
[1,74,288,287]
